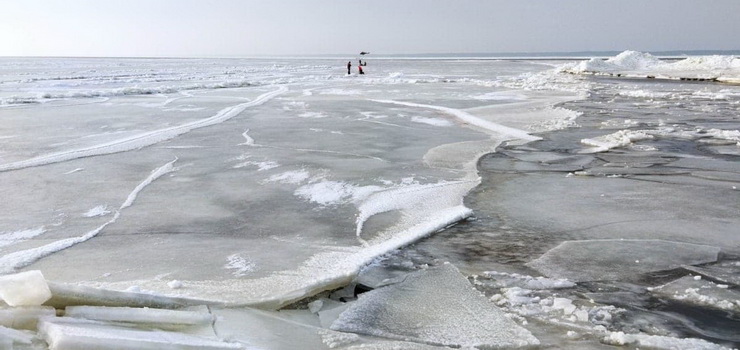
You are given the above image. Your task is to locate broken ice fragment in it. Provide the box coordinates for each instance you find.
[650,276,740,312]
[38,317,242,350]
[330,263,539,348]
[0,270,52,306]
[0,325,34,345]
[45,282,209,309]
[0,306,56,330]
[528,240,720,282]
[64,306,214,326]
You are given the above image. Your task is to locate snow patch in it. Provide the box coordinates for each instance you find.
[224,254,257,277]
[83,205,111,218]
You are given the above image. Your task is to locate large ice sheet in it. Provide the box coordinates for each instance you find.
[528,240,720,282]
[331,263,539,348]
[488,173,740,254]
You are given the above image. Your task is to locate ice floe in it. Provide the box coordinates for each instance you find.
[649,276,740,312]
[331,263,539,348]
[528,239,720,282]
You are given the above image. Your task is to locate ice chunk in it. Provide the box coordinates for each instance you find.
[330,263,539,348]
[528,240,720,282]
[38,317,242,350]
[45,282,210,309]
[580,130,654,153]
[0,306,55,330]
[682,263,740,286]
[602,331,730,350]
[0,271,52,306]
[64,306,214,326]
[317,302,349,329]
[481,271,576,290]
[649,276,740,312]
[212,307,332,350]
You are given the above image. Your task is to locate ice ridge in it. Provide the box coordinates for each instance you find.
[372,99,541,141]
[0,158,177,274]
[0,87,287,173]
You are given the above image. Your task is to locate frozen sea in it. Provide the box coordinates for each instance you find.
[0,52,738,349]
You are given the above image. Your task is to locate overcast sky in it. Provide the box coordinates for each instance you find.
[1,0,738,57]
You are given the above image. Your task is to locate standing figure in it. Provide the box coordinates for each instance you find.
[358,60,364,75]
[347,61,352,75]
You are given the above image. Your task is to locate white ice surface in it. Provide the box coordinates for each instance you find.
[0,159,176,274]
[0,87,285,172]
[331,263,539,348]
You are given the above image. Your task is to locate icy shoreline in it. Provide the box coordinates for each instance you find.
[1,53,738,349]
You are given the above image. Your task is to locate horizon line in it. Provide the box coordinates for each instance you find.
[2,49,739,60]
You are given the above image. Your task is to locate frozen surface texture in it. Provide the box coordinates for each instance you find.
[331,263,539,348]
[528,240,720,282]
[0,271,52,306]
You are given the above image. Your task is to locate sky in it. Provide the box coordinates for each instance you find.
[1,0,739,57]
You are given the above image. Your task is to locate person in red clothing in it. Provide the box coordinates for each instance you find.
[358,60,364,75]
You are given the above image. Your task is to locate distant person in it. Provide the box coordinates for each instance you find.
[347,61,352,75]
[358,61,364,75]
